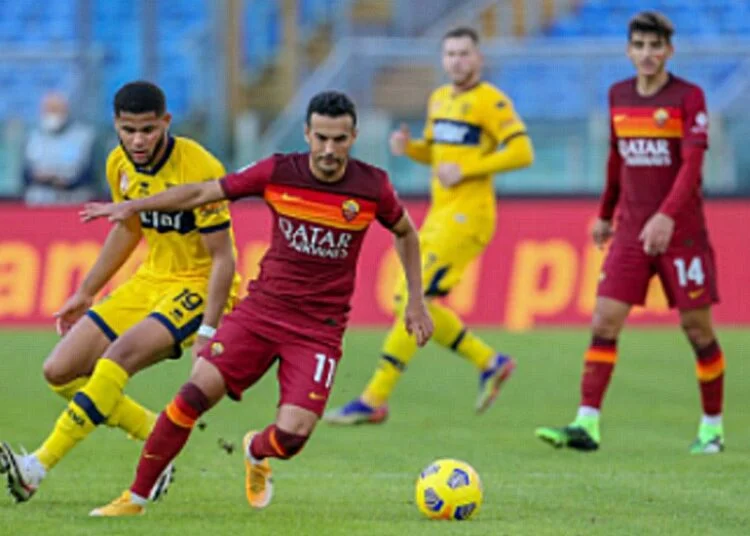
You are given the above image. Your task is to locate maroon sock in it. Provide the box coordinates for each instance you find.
[130,383,209,498]
[695,340,724,416]
[580,337,618,409]
[249,424,309,461]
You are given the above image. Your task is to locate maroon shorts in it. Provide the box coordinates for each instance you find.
[598,234,719,309]
[197,300,342,416]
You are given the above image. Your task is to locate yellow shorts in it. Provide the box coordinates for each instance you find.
[394,209,493,302]
[87,274,233,359]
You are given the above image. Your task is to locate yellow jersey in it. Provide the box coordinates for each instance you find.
[106,136,239,283]
[422,81,526,223]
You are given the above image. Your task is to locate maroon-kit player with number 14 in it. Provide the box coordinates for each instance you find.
[536,11,725,454]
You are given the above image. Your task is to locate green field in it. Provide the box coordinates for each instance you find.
[1,328,749,535]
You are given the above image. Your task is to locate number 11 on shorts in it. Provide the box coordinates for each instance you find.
[313,353,336,388]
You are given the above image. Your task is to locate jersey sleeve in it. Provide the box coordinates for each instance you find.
[608,86,618,149]
[220,156,276,201]
[422,90,436,142]
[104,149,124,203]
[482,89,527,145]
[682,85,709,149]
[193,152,233,233]
[376,173,405,229]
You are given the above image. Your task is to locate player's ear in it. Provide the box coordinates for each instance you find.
[162,112,173,130]
[303,123,311,145]
[350,126,358,143]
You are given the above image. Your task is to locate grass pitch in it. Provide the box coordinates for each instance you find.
[1,327,749,535]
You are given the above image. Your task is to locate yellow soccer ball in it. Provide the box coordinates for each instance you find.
[415,458,483,520]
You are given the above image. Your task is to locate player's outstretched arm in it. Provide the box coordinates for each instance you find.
[82,181,226,223]
[56,214,142,335]
[390,213,434,347]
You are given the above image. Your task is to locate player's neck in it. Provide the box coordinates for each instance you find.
[636,70,670,97]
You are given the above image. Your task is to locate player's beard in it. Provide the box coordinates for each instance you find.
[453,68,478,90]
[317,154,343,177]
[119,134,165,169]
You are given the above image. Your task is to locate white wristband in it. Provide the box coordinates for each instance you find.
[197,324,217,338]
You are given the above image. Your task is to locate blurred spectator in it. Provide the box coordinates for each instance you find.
[23,92,96,205]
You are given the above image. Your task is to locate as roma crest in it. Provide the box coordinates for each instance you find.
[653,108,669,127]
[341,199,360,222]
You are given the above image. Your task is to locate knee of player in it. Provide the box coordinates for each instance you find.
[590,312,623,340]
[680,315,715,347]
[42,357,73,386]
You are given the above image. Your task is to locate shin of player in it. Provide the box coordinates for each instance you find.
[324,26,533,426]
[87,91,433,516]
[535,12,724,454]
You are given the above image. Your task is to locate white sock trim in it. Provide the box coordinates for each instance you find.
[246,438,261,465]
[577,406,601,419]
[701,414,722,426]
[130,492,148,506]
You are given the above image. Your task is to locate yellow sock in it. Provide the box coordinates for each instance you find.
[47,373,155,440]
[361,317,418,407]
[48,377,89,401]
[107,396,157,440]
[35,358,129,470]
[428,301,495,370]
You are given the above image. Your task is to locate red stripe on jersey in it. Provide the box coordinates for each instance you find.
[265,185,376,231]
[612,106,683,139]
[267,184,378,211]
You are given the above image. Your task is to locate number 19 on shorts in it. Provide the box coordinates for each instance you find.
[313,353,336,388]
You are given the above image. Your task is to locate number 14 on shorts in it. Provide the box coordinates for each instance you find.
[673,256,705,287]
[673,255,707,301]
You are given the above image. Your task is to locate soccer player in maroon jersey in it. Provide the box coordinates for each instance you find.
[536,11,725,454]
[82,91,434,516]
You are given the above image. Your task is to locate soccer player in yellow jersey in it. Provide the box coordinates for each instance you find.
[0,81,240,502]
[325,27,534,425]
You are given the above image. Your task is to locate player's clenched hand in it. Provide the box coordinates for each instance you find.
[639,212,675,256]
[389,123,410,156]
[591,218,614,249]
[192,335,211,363]
[54,292,93,336]
[404,299,434,347]
[436,163,462,188]
[80,201,135,223]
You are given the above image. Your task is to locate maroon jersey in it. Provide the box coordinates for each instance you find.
[609,74,709,242]
[219,153,404,342]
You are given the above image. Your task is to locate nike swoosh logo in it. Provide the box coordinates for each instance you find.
[143,452,162,460]
[308,392,326,401]
[688,289,705,299]
[281,193,302,202]
[613,114,626,122]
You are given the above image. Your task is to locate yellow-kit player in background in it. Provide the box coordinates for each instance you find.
[0,81,240,503]
[325,27,534,424]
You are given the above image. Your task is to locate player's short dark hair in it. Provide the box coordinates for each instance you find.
[442,26,480,45]
[114,81,167,117]
[306,91,357,126]
[628,11,674,44]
